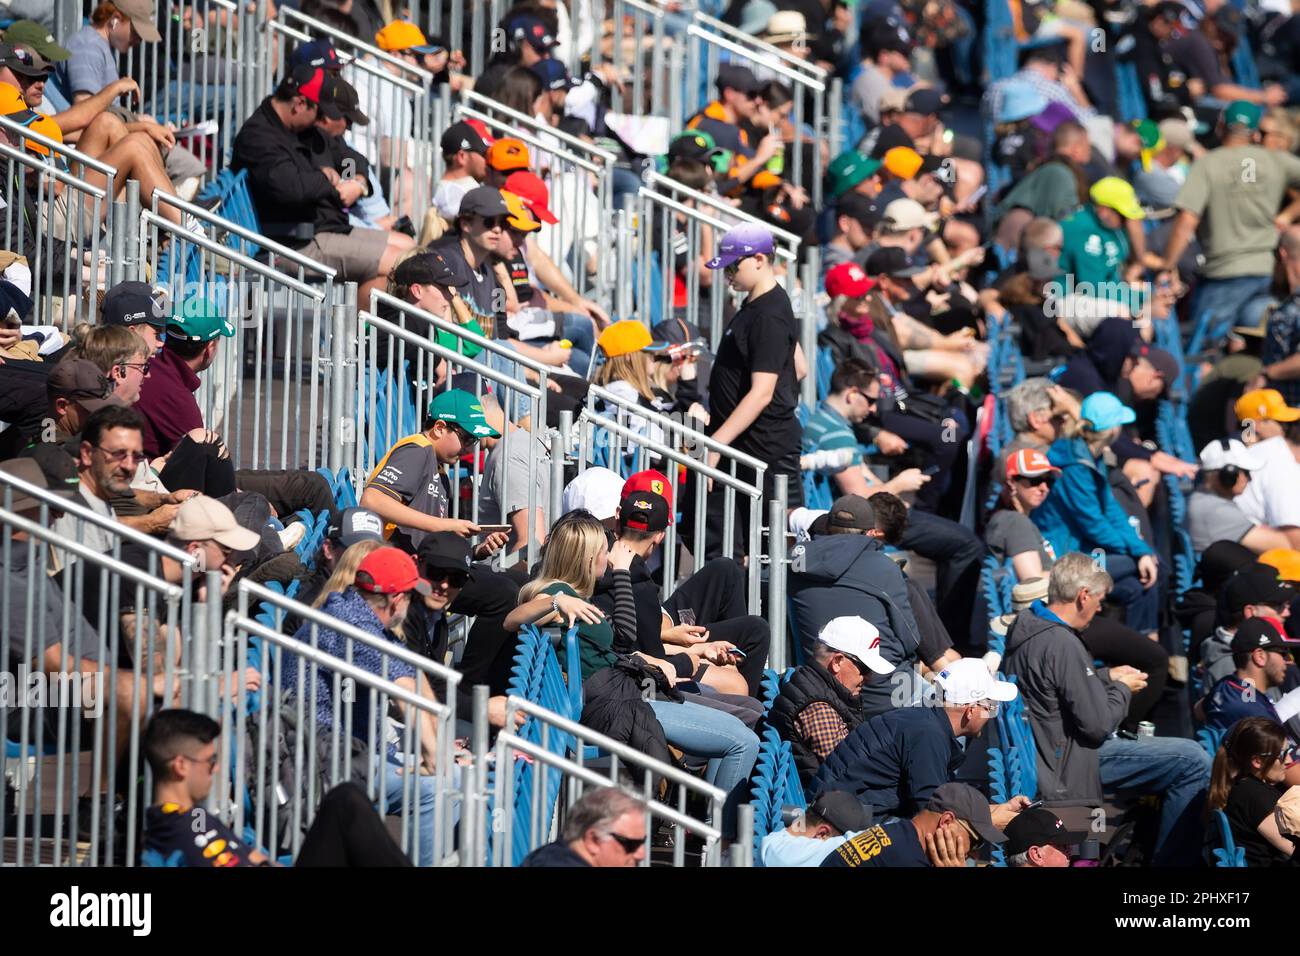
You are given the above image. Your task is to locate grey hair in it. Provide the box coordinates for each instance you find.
[561,786,646,844]
[1007,850,1033,867]
[1005,377,1054,435]
[1047,552,1114,604]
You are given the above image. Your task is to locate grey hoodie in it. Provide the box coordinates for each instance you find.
[1201,628,1236,688]
[1003,604,1132,806]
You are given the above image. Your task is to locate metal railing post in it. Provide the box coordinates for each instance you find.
[467,684,491,867]
[734,803,755,867]
[768,473,790,673]
[108,199,127,288]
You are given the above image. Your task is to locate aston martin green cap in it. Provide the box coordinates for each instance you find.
[828,149,883,198]
[168,297,235,341]
[428,388,500,438]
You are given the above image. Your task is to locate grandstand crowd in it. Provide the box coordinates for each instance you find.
[3,0,1300,871]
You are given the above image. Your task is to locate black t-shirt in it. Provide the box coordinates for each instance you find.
[820,819,931,867]
[1165,30,1226,91]
[707,284,802,467]
[428,234,500,325]
[142,802,262,867]
[1225,776,1296,867]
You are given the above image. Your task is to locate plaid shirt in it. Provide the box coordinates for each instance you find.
[983,69,1095,126]
[793,701,850,760]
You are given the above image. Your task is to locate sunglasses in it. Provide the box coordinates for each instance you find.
[426,568,469,588]
[603,830,645,853]
[475,215,509,230]
[724,254,755,276]
[956,818,985,850]
[451,424,479,448]
[94,445,147,464]
[121,360,151,375]
[1014,474,1054,488]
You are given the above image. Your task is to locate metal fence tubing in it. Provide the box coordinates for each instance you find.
[768,473,790,673]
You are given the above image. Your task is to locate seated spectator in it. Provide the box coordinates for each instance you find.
[759,789,873,867]
[1205,717,1297,866]
[822,194,882,273]
[1144,2,1285,109]
[1234,389,1300,548]
[506,509,759,835]
[1003,807,1087,868]
[474,391,551,554]
[1201,619,1300,775]
[811,657,1024,822]
[521,786,647,867]
[1000,377,1079,472]
[593,320,673,438]
[993,121,1091,226]
[100,279,167,356]
[852,20,915,125]
[685,64,783,192]
[1201,563,1298,686]
[293,507,385,614]
[141,709,410,867]
[770,614,896,789]
[821,782,1007,867]
[1004,552,1212,865]
[560,466,624,532]
[1036,392,1162,640]
[230,64,415,301]
[68,322,149,406]
[1055,178,1147,315]
[1191,439,1292,554]
[433,120,490,222]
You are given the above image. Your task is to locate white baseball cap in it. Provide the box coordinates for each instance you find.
[1199,438,1264,473]
[561,467,625,521]
[817,616,895,675]
[934,658,1019,705]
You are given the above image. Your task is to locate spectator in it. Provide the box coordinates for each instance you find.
[520,786,647,867]
[1190,439,1291,554]
[68,323,149,407]
[1143,3,1285,109]
[1206,716,1297,866]
[100,280,167,356]
[39,356,125,446]
[993,121,1091,226]
[983,43,1094,128]
[811,657,1023,821]
[163,495,261,599]
[426,185,509,325]
[141,709,410,867]
[702,223,806,551]
[1004,552,1212,865]
[1234,389,1300,546]
[230,64,415,302]
[1201,618,1300,763]
[770,613,897,788]
[295,507,385,612]
[820,782,1007,867]
[999,377,1080,480]
[1163,101,1300,337]
[852,21,914,125]
[987,447,1061,582]
[827,150,886,204]
[1003,807,1087,867]
[1260,225,1300,407]
[1055,178,1146,314]
[135,300,235,458]
[685,64,783,191]
[433,120,491,221]
[474,391,551,553]
[51,405,150,556]
[759,789,873,867]
[822,194,882,272]
[559,466,624,531]
[1201,564,1298,686]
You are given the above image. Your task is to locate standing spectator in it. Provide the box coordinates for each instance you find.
[1055,178,1145,313]
[1189,439,1291,554]
[1234,389,1300,546]
[1004,552,1212,866]
[520,787,647,867]
[1205,717,1297,866]
[1163,102,1300,338]
[1260,225,1300,407]
[702,223,806,552]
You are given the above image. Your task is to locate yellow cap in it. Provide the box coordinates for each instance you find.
[598,320,660,358]
[882,146,922,180]
[501,190,541,233]
[374,20,436,52]
[1235,388,1300,424]
[1089,176,1145,220]
[1260,549,1300,582]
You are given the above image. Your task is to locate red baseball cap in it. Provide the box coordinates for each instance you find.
[355,546,431,596]
[465,117,495,147]
[824,262,876,299]
[1006,448,1060,480]
[622,469,673,523]
[502,170,558,224]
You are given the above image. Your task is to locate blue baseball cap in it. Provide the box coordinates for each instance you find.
[1080,391,1136,430]
[530,58,579,92]
[290,39,342,71]
[997,80,1049,124]
[705,223,776,270]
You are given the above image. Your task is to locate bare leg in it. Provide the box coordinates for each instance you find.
[73,111,129,160]
[82,132,184,227]
[359,232,416,303]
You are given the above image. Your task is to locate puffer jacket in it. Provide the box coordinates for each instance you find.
[769,661,865,790]
[1032,436,1154,561]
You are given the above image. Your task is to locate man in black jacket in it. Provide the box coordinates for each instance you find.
[230,65,413,301]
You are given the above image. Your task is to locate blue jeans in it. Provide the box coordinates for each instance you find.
[1102,554,1161,634]
[1098,735,1211,866]
[648,700,759,838]
[1192,274,1273,345]
[558,311,597,379]
[379,757,460,866]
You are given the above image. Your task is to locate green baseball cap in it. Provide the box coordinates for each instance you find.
[4,20,71,61]
[428,388,500,438]
[1223,100,1261,131]
[168,298,235,342]
[828,150,883,198]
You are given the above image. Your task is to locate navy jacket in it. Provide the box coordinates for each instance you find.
[808,705,963,819]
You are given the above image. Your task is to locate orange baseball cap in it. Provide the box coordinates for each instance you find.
[597,320,668,359]
[0,83,61,156]
[374,20,443,53]
[882,146,923,180]
[1006,447,1060,480]
[486,137,530,172]
[1260,549,1300,582]
[501,190,541,233]
[1234,388,1300,424]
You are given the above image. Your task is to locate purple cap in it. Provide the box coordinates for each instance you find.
[1031,100,1076,136]
[705,223,776,270]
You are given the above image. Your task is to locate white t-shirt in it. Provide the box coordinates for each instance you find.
[51,482,117,571]
[345,58,415,170]
[433,176,475,221]
[1235,435,1300,528]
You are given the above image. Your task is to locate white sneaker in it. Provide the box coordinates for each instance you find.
[277,522,306,552]
[175,176,201,202]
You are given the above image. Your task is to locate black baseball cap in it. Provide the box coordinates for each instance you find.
[1132,343,1178,386]
[1231,616,1295,656]
[864,123,916,159]
[1003,808,1087,856]
[101,280,168,329]
[809,790,872,834]
[618,490,670,533]
[836,193,883,231]
[866,21,912,56]
[826,494,876,532]
[1148,0,1185,23]
[392,250,473,292]
[1224,564,1295,613]
[864,245,925,278]
[905,88,946,116]
[927,782,1007,845]
[326,507,384,547]
[440,120,489,156]
[418,531,474,574]
[717,63,760,95]
[319,75,369,126]
[0,42,51,77]
[458,185,509,219]
[24,441,80,496]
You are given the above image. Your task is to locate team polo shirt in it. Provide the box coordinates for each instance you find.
[365,433,449,551]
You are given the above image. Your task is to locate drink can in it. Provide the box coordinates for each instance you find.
[1137,721,1155,738]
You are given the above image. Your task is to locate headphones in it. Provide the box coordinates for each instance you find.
[1216,438,1243,486]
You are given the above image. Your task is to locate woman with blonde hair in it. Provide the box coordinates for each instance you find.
[311,539,385,609]
[1032,391,1162,641]
[505,510,759,836]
